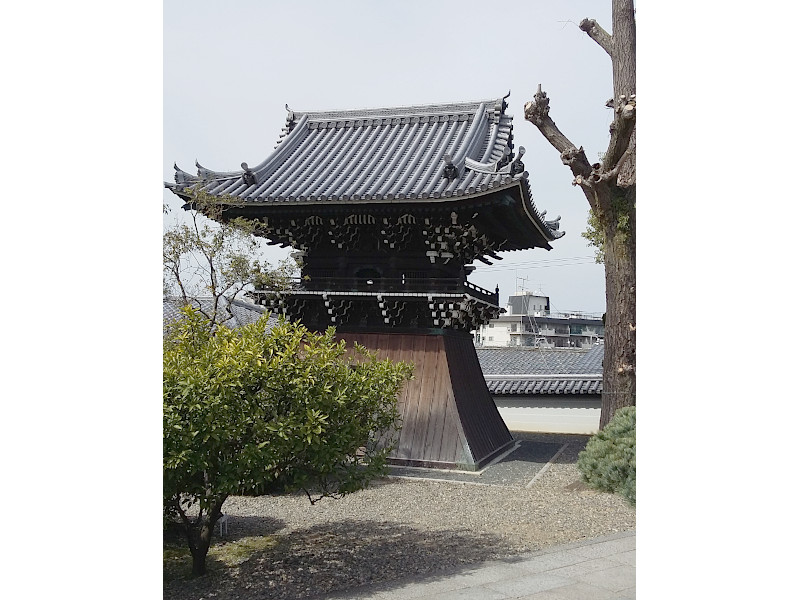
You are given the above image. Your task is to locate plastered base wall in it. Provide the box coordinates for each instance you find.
[493,396,602,435]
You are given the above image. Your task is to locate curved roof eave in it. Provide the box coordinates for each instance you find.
[165,94,563,243]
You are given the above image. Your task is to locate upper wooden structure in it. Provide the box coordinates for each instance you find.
[167,95,563,333]
[166,95,564,469]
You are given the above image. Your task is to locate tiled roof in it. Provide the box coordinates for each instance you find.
[163,297,278,332]
[477,345,603,395]
[477,345,603,375]
[166,95,563,240]
[578,344,604,372]
[485,377,602,396]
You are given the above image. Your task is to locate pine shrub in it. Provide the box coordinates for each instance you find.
[577,406,636,506]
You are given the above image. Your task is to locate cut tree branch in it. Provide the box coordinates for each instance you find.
[579,18,612,56]
[602,95,636,174]
[524,85,593,179]
[525,84,631,215]
[524,85,603,211]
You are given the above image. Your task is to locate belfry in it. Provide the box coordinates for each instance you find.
[167,95,563,469]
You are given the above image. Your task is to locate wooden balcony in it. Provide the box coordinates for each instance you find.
[259,276,499,306]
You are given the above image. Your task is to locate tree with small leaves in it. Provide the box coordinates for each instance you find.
[163,190,296,329]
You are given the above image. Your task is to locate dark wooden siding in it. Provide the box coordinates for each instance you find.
[444,333,513,463]
[336,331,511,469]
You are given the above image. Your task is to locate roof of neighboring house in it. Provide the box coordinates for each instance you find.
[163,296,278,331]
[165,95,563,250]
[485,377,602,395]
[477,344,603,395]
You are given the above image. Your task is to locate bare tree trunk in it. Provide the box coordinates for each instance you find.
[525,0,636,428]
[600,186,636,428]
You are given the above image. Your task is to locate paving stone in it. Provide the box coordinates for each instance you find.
[565,536,636,559]
[419,585,510,600]
[571,565,636,592]
[546,557,626,578]
[609,549,636,566]
[616,585,636,599]
[483,573,571,597]
[315,532,636,600]
[381,562,524,599]
[515,581,620,600]
[371,577,471,600]
[509,550,589,574]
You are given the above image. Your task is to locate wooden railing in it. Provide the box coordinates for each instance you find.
[257,276,499,305]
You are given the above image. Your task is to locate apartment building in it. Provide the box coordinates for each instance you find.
[475,291,604,349]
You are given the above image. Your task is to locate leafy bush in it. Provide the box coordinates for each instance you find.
[163,308,413,575]
[577,406,635,505]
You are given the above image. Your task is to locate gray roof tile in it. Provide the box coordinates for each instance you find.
[477,346,603,375]
[577,343,604,372]
[166,96,563,240]
[485,377,602,395]
[477,345,603,396]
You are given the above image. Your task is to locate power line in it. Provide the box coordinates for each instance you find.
[485,258,598,272]
[482,255,596,265]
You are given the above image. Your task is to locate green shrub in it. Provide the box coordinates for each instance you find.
[577,406,636,506]
[163,309,413,575]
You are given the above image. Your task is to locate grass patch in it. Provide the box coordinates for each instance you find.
[164,535,279,580]
[213,536,279,567]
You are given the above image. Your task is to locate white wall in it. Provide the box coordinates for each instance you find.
[493,396,601,435]
[480,322,513,346]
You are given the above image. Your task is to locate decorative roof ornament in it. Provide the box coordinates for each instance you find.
[466,146,525,177]
[442,154,459,181]
[544,213,565,239]
[509,146,526,176]
[501,89,511,111]
[241,162,257,186]
[195,160,218,180]
[173,162,197,185]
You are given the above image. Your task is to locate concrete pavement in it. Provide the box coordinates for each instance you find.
[322,530,635,600]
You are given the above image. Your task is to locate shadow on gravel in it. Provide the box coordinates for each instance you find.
[164,515,286,545]
[164,519,514,600]
[220,515,287,540]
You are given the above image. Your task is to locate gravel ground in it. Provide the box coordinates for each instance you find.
[164,433,635,600]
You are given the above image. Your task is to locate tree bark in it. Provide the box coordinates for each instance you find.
[180,496,226,577]
[611,1,636,103]
[602,0,636,427]
[579,19,612,57]
[600,185,636,428]
[190,537,210,577]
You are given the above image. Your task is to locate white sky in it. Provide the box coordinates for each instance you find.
[5,2,800,598]
[163,0,614,314]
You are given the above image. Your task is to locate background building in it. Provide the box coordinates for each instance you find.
[475,291,604,349]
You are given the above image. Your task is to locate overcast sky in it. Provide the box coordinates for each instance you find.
[164,0,616,315]
[5,3,800,595]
